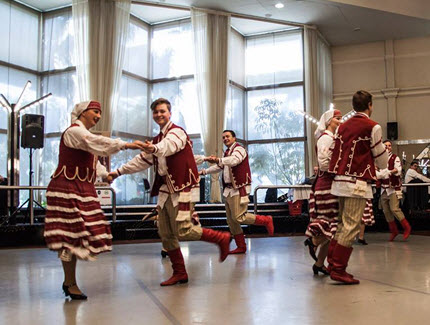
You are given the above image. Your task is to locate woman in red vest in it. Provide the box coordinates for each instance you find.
[44,101,143,299]
[305,109,342,275]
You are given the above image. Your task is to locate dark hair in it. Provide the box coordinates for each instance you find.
[410,160,419,166]
[150,98,171,112]
[383,139,392,145]
[352,90,372,112]
[222,130,236,138]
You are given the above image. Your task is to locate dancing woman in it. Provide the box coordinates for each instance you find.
[44,101,143,299]
[304,110,342,275]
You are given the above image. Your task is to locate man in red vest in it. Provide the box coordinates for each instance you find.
[109,98,230,286]
[201,130,274,254]
[328,90,388,284]
[376,140,411,241]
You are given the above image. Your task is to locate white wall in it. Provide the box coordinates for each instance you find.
[331,35,430,160]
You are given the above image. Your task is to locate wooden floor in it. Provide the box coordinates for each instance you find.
[1,233,429,324]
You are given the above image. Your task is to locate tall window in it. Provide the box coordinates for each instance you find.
[39,8,78,202]
[245,30,305,201]
[226,29,245,140]
[0,0,40,201]
[111,17,202,204]
[150,19,199,135]
[111,16,150,205]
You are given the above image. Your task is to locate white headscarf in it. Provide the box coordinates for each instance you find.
[71,101,101,123]
[314,109,341,139]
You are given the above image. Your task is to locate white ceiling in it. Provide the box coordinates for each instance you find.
[16,0,430,46]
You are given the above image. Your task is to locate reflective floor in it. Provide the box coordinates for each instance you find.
[1,233,430,325]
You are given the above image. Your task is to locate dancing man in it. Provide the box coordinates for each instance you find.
[200,130,274,254]
[305,110,342,275]
[377,140,411,241]
[44,101,144,299]
[328,90,388,284]
[109,98,230,286]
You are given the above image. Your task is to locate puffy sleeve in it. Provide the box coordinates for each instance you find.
[371,124,388,170]
[64,126,127,157]
[393,156,402,176]
[317,134,333,171]
[96,160,108,179]
[117,152,154,175]
[219,146,247,167]
[153,128,187,157]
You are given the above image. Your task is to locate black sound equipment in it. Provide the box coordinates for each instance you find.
[387,122,398,141]
[21,114,44,149]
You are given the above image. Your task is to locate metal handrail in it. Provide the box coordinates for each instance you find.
[253,184,312,215]
[252,182,430,215]
[0,185,117,224]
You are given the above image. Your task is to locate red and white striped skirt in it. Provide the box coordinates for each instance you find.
[306,173,339,239]
[361,199,375,226]
[44,175,112,260]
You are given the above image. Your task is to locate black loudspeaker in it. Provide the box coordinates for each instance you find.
[387,122,398,141]
[21,114,44,149]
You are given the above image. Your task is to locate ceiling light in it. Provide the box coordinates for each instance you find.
[275,3,284,9]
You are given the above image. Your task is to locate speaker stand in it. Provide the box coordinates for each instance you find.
[7,148,45,225]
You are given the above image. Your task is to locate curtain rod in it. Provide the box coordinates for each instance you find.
[131,0,314,29]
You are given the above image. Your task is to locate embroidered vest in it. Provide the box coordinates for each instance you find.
[150,123,199,197]
[329,114,379,181]
[381,153,402,190]
[222,142,252,190]
[51,124,97,183]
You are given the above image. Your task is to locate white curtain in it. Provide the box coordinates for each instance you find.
[191,8,230,203]
[72,0,131,132]
[304,26,333,173]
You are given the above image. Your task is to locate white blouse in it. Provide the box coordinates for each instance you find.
[63,120,127,179]
[316,131,335,172]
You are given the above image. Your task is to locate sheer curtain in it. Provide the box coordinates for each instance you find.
[191,8,230,203]
[72,0,131,132]
[304,26,333,172]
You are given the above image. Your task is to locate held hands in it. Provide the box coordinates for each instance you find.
[204,155,220,164]
[125,140,155,153]
[141,140,156,154]
[107,171,119,183]
[125,140,146,150]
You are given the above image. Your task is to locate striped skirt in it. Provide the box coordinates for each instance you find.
[361,199,375,226]
[44,175,112,260]
[305,173,339,239]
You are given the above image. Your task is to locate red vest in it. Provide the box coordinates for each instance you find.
[329,114,379,181]
[381,153,402,190]
[52,124,97,183]
[222,142,252,190]
[150,123,199,197]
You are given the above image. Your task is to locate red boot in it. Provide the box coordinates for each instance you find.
[201,228,231,262]
[330,244,360,285]
[400,219,411,240]
[160,248,188,286]
[326,239,337,274]
[388,221,399,241]
[254,215,274,236]
[229,233,247,254]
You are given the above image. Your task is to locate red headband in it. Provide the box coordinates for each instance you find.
[87,101,101,111]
